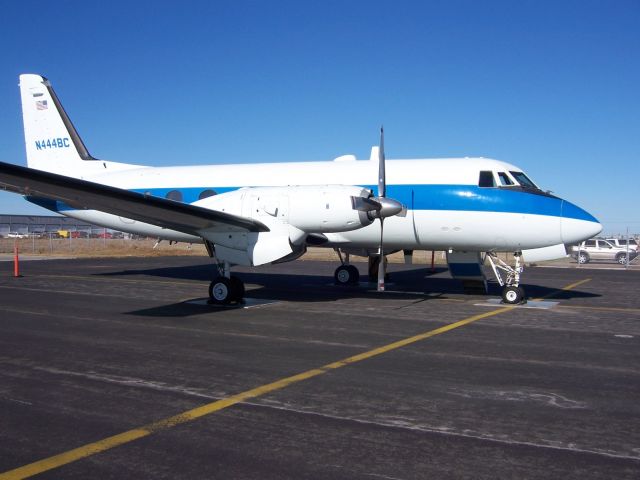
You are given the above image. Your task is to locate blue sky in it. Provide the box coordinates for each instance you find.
[0,0,638,235]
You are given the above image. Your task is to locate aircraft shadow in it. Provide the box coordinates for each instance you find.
[98,262,219,281]
[111,262,599,317]
[125,301,221,318]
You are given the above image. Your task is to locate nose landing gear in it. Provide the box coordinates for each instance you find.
[501,285,525,304]
[486,252,527,305]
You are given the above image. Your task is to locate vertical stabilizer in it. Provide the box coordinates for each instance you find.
[20,74,96,174]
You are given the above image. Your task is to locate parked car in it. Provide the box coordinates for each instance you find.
[7,232,28,238]
[572,239,638,264]
[605,238,638,252]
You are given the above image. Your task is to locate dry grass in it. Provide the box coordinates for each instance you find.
[0,238,206,257]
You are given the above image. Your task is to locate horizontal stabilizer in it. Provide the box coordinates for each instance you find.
[0,161,269,236]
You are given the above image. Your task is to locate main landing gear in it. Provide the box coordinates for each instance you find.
[333,249,390,286]
[486,252,527,304]
[208,260,246,305]
[333,249,360,285]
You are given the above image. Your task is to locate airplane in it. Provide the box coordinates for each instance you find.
[0,74,602,305]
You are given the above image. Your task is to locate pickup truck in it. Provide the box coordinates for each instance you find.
[572,239,638,264]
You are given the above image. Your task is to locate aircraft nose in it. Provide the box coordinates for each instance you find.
[560,200,602,244]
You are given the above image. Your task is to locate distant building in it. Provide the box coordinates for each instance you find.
[0,214,117,237]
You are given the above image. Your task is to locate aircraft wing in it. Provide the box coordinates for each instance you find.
[0,161,269,235]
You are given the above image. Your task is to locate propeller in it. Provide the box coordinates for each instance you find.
[372,127,403,291]
[376,127,389,291]
[349,127,403,291]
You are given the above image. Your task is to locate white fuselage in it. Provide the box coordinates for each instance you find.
[44,155,600,255]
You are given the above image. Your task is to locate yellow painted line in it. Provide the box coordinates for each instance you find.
[0,279,587,480]
[547,278,591,295]
[0,309,512,479]
[532,278,591,302]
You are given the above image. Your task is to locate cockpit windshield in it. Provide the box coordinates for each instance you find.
[509,171,538,189]
[478,171,495,187]
[478,170,541,190]
[497,172,514,186]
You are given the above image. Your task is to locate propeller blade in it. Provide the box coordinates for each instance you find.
[377,127,389,291]
[378,126,385,198]
[377,218,385,291]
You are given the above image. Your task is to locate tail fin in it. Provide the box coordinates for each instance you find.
[20,74,97,173]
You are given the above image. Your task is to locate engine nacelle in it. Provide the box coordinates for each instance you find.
[286,185,374,233]
[195,185,375,234]
[194,185,376,266]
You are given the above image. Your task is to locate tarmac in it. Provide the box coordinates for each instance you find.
[0,256,639,479]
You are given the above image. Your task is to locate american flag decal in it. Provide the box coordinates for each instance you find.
[36,100,48,110]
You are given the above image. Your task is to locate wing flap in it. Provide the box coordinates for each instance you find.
[0,161,269,235]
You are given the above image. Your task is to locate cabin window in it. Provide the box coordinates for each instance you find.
[497,172,514,186]
[478,171,495,187]
[165,190,183,202]
[198,189,217,200]
[510,171,538,189]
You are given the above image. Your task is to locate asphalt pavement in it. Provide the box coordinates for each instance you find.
[0,257,639,479]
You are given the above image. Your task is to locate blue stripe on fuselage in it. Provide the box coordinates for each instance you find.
[26,184,595,222]
[385,184,563,217]
[560,199,598,223]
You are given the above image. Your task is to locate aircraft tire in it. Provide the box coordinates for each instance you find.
[229,275,245,302]
[346,265,360,284]
[209,277,235,305]
[502,286,525,305]
[335,265,359,285]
